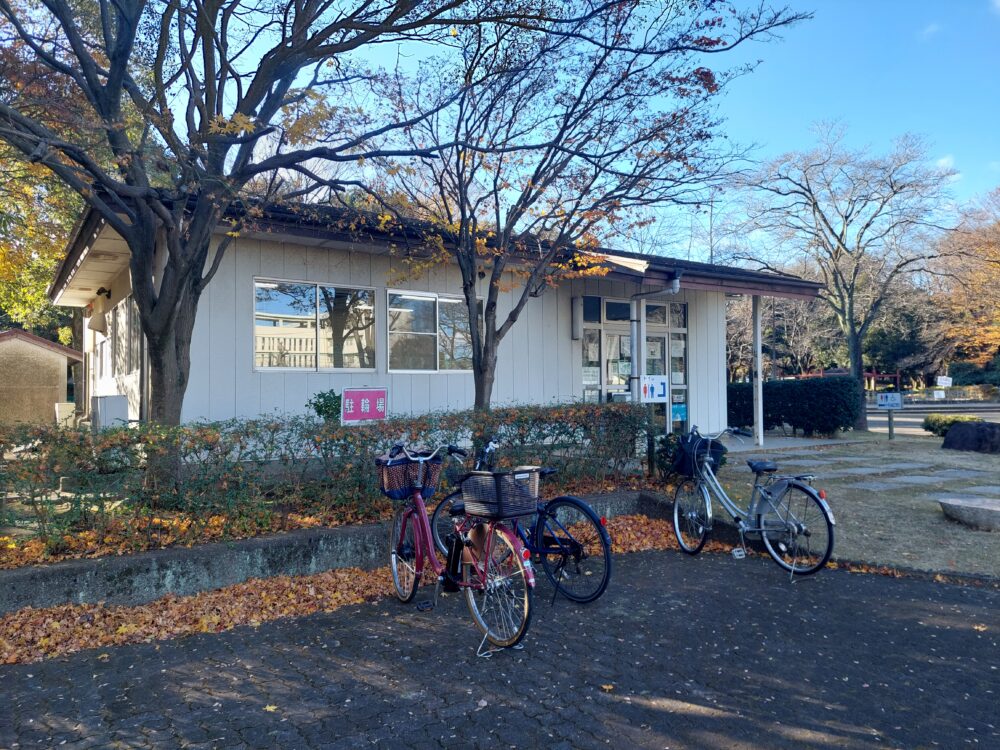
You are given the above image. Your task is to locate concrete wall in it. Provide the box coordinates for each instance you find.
[0,338,69,425]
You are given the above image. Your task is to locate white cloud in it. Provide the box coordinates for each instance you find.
[936,155,963,182]
[919,22,941,38]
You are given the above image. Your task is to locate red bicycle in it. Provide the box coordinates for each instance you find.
[377,443,536,650]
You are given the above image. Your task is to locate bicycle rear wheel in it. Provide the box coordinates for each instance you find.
[431,490,461,556]
[464,526,533,648]
[537,497,612,603]
[389,506,420,602]
[673,479,710,554]
[757,485,834,575]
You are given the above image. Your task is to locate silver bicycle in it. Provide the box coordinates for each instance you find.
[671,426,835,576]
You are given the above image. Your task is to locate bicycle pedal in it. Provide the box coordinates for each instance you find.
[731,548,746,560]
[415,600,435,612]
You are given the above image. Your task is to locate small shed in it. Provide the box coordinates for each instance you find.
[0,329,82,425]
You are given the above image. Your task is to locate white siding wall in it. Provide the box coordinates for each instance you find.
[177,236,728,424]
[687,290,728,434]
[87,265,142,421]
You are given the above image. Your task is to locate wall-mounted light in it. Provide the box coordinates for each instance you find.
[96,287,112,299]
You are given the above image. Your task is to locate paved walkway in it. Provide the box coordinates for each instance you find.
[2,550,997,749]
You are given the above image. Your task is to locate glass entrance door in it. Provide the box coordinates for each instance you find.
[604,331,631,401]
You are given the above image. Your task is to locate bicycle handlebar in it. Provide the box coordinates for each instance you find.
[689,425,752,441]
[389,442,466,462]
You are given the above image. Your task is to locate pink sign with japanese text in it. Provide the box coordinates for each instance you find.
[340,388,388,423]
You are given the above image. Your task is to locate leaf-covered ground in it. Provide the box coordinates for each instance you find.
[2,512,981,666]
[0,475,665,570]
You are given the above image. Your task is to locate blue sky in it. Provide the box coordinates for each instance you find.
[716,0,1000,204]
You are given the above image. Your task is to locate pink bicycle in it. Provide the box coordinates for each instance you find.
[377,443,536,650]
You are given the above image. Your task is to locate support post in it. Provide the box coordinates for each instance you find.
[752,295,764,447]
[630,298,640,402]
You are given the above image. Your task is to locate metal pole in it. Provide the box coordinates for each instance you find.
[888,409,895,440]
[752,295,764,447]
[629,298,640,402]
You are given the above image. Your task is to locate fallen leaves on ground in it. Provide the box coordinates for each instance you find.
[2,513,990,666]
[0,504,395,571]
[0,566,393,665]
[0,475,668,572]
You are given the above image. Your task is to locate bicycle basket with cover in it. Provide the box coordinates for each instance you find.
[376,453,443,500]
[671,434,727,478]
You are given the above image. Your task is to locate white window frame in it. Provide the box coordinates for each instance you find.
[252,276,377,373]
[386,289,475,374]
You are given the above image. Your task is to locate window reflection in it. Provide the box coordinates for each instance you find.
[254,282,317,368]
[318,287,375,369]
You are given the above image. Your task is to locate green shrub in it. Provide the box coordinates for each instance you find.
[922,413,983,437]
[0,402,652,545]
[306,390,342,422]
[727,376,862,437]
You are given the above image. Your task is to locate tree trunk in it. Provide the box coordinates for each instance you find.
[146,293,199,425]
[473,346,497,411]
[847,332,869,431]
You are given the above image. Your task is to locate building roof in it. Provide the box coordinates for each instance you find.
[0,329,83,361]
[50,201,823,304]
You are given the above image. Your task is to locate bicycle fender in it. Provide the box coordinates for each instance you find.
[786,480,835,525]
[497,525,536,588]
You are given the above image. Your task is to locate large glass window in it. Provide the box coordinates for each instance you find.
[254,280,375,370]
[604,300,630,322]
[318,287,375,369]
[438,297,473,370]
[388,292,473,372]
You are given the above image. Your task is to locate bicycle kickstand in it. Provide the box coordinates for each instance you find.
[415,577,443,612]
[731,524,749,561]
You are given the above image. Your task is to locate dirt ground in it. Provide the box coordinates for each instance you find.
[713,435,1000,579]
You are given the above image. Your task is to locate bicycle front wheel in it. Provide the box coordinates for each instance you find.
[389,506,420,602]
[757,485,834,575]
[538,497,612,603]
[430,490,461,556]
[673,479,710,554]
[464,527,533,648]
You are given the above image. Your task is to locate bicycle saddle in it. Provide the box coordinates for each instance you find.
[746,459,778,474]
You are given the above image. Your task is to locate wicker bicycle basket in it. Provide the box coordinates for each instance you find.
[460,467,541,519]
[375,454,443,501]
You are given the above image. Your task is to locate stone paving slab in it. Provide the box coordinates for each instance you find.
[844,481,898,492]
[965,485,1000,496]
[932,469,994,480]
[877,474,948,486]
[818,467,884,478]
[866,461,935,473]
[1,550,998,750]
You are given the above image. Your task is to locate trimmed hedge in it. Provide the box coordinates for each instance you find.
[922,413,983,437]
[0,403,651,545]
[727,376,863,437]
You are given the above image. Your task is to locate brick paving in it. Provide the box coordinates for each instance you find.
[2,550,997,750]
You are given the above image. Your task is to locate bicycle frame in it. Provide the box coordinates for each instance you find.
[398,490,535,590]
[696,453,833,535]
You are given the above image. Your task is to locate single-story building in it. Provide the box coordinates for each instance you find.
[48,205,820,441]
[0,328,82,425]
